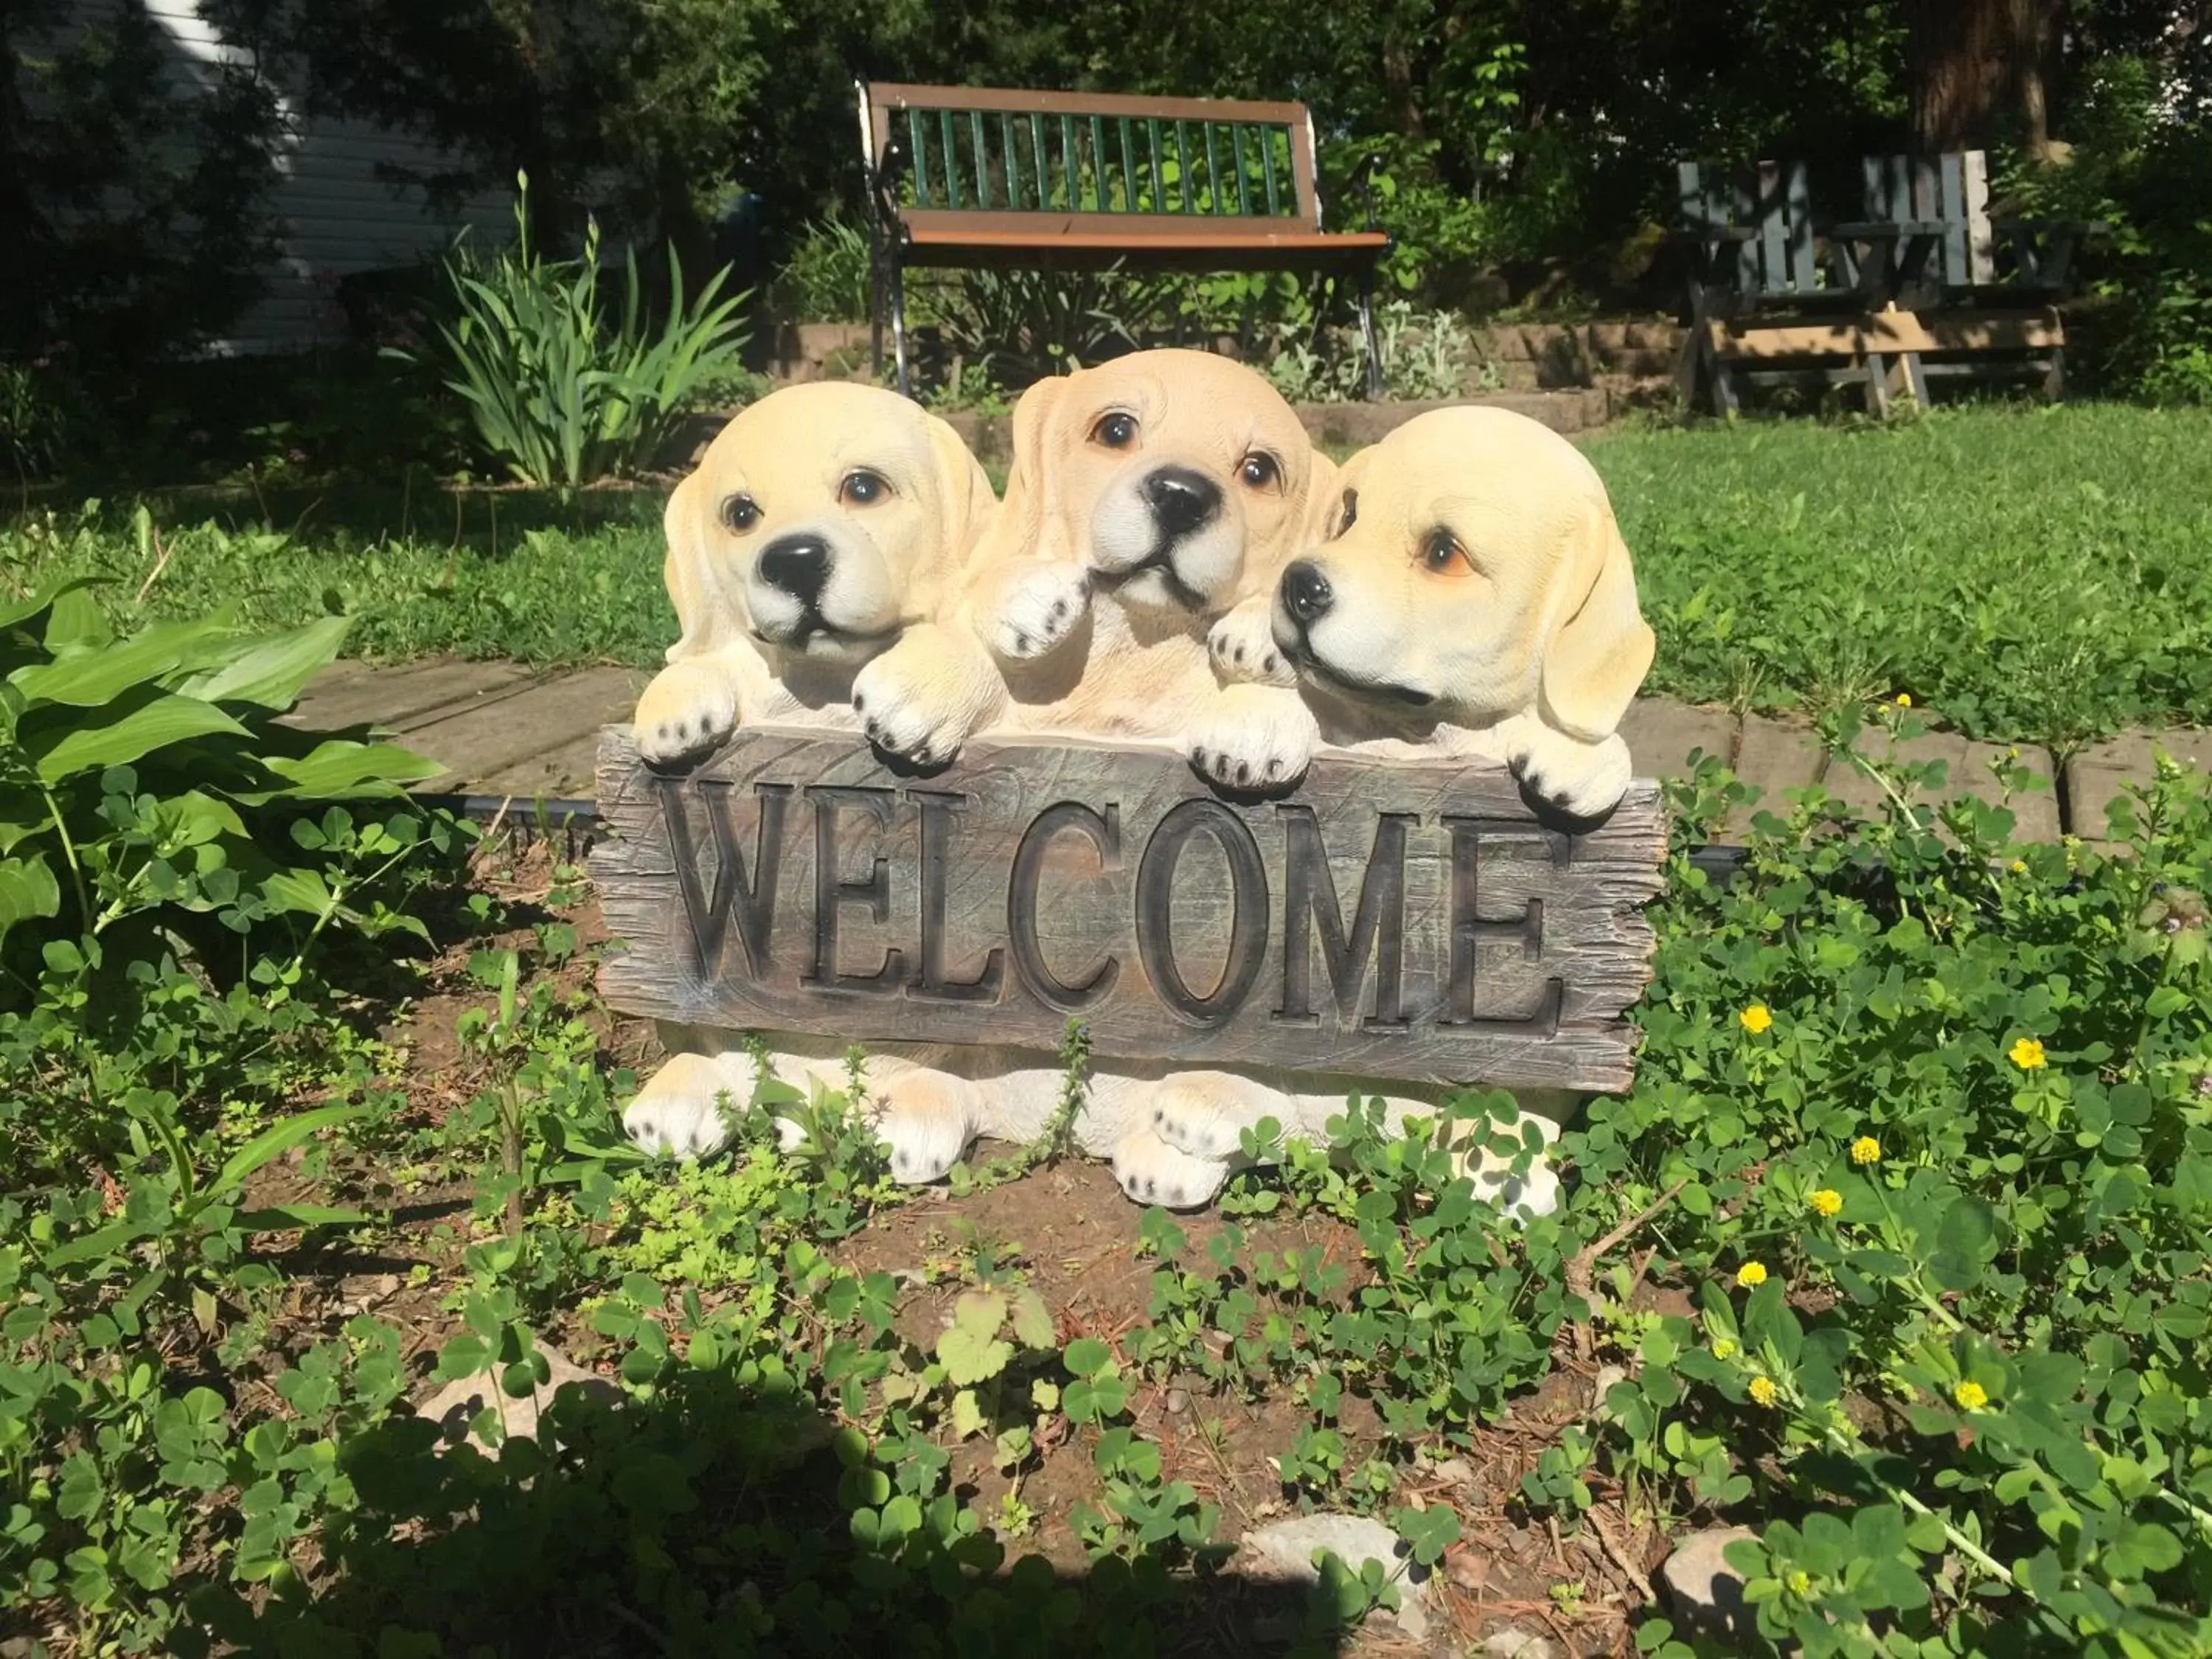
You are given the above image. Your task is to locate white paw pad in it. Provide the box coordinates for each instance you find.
[990,566,1088,661]
[623,1091,731,1160]
[635,672,737,765]
[852,655,963,768]
[1110,1128,1231,1211]
[873,1098,977,1185]
[1208,610,1293,686]
[1186,693,1319,793]
[1148,1088,1254,1162]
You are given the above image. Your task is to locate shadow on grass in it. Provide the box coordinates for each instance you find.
[186,1363,1361,1659]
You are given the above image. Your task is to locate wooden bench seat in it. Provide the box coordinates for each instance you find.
[859,80,1392,394]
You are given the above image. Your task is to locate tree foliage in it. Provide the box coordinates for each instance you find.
[1,0,284,364]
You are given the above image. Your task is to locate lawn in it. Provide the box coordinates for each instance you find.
[8,403,2212,752]
[8,586,2212,1657]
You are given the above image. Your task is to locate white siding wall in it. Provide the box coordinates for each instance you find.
[138,0,515,353]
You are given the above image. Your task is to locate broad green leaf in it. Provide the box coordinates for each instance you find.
[1930,1196,2000,1292]
[950,1388,986,1439]
[10,618,233,707]
[936,1324,1013,1388]
[212,1104,368,1197]
[953,1290,1006,1339]
[0,574,105,639]
[0,854,61,947]
[258,740,442,799]
[27,690,246,785]
[261,868,336,918]
[235,1204,369,1231]
[44,1215,156,1271]
[1010,1287,1057,1351]
[175,617,352,709]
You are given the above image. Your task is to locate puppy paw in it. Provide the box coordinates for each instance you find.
[1147,1079,1270,1162]
[1186,684,1320,793]
[1208,601,1294,687]
[852,652,969,768]
[1110,1127,1231,1211]
[872,1077,978,1185]
[988,564,1088,662]
[634,661,740,765]
[622,1054,741,1158]
[1513,728,1632,821]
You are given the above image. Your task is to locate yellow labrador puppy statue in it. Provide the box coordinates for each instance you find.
[851,348,1339,756]
[1200,403,1652,819]
[631,380,995,765]
[1132,404,1658,1211]
[622,383,1008,1163]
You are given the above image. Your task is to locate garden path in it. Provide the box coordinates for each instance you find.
[288,658,2207,849]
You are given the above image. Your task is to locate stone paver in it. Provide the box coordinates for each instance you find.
[1725,714,1826,840]
[405,667,646,796]
[286,656,532,733]
[2065,728,2212,846]
[1617,698,1737,783]
[1826,726,2062,844]
[288,661,2202,844]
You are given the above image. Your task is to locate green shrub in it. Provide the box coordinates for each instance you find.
[404,174,752,489]
[771,212,874,324]
[2000,58,2212,403]
[0,575,461,1175]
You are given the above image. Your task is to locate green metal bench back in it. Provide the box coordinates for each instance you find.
[1677,159,1823,299]
[1862,151,1996,288]
[860,83,1318,227]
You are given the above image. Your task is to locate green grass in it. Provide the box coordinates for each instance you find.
[10,403,2212,750]
[1590,404,2212,751]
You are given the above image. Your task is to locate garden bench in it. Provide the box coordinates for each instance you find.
[1674,151,2098,415]
[855,81,1392,398]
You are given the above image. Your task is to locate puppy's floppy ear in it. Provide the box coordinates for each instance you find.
[969,374,1070,569]
[915,411,997,608]
[661,469,736,663]
[1297,448,1346,548]
[1538,495,1655,744]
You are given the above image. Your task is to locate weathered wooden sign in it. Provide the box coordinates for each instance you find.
[592,726,1666,1092]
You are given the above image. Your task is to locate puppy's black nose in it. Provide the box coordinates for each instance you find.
[1142,467,1221,538]
[1281,560,1333,625]
[758,535,831,603]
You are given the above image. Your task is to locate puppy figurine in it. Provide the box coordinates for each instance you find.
[623,384,1009,1167]
[1132,405,1660,1214]
[855,349,1340,762]
[1204,405,1655,821]
[633,380,995,765]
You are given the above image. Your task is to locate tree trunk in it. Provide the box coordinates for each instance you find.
[1906,0,2063,153]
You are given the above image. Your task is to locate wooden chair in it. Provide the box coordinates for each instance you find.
[1843,150,2098,400]
[857,81,1392,397]
[1674,159,1877,415]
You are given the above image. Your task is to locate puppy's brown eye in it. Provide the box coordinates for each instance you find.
[1420,528,1475,575]
[721,493,762,532]
[839,469,891,506]
[1091,412,1138,450]
[1239,451,1281,490]
[1335,489,1358,539]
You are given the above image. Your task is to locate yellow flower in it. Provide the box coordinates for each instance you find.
[1711,1337,1738,1362]
[1749,1376,1781,1407]
[1850,1136,1882,1166]
[1786,1569,1812,1597]
[2009,859,2028,874]
[1952,1380,1989,1411]
[1736,1262,1769,1288]
[2009,1037,2047,1071]
[1739,1003,1774,1034]
[1895,692,1913,708]
[1808,1188,1843,1218]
